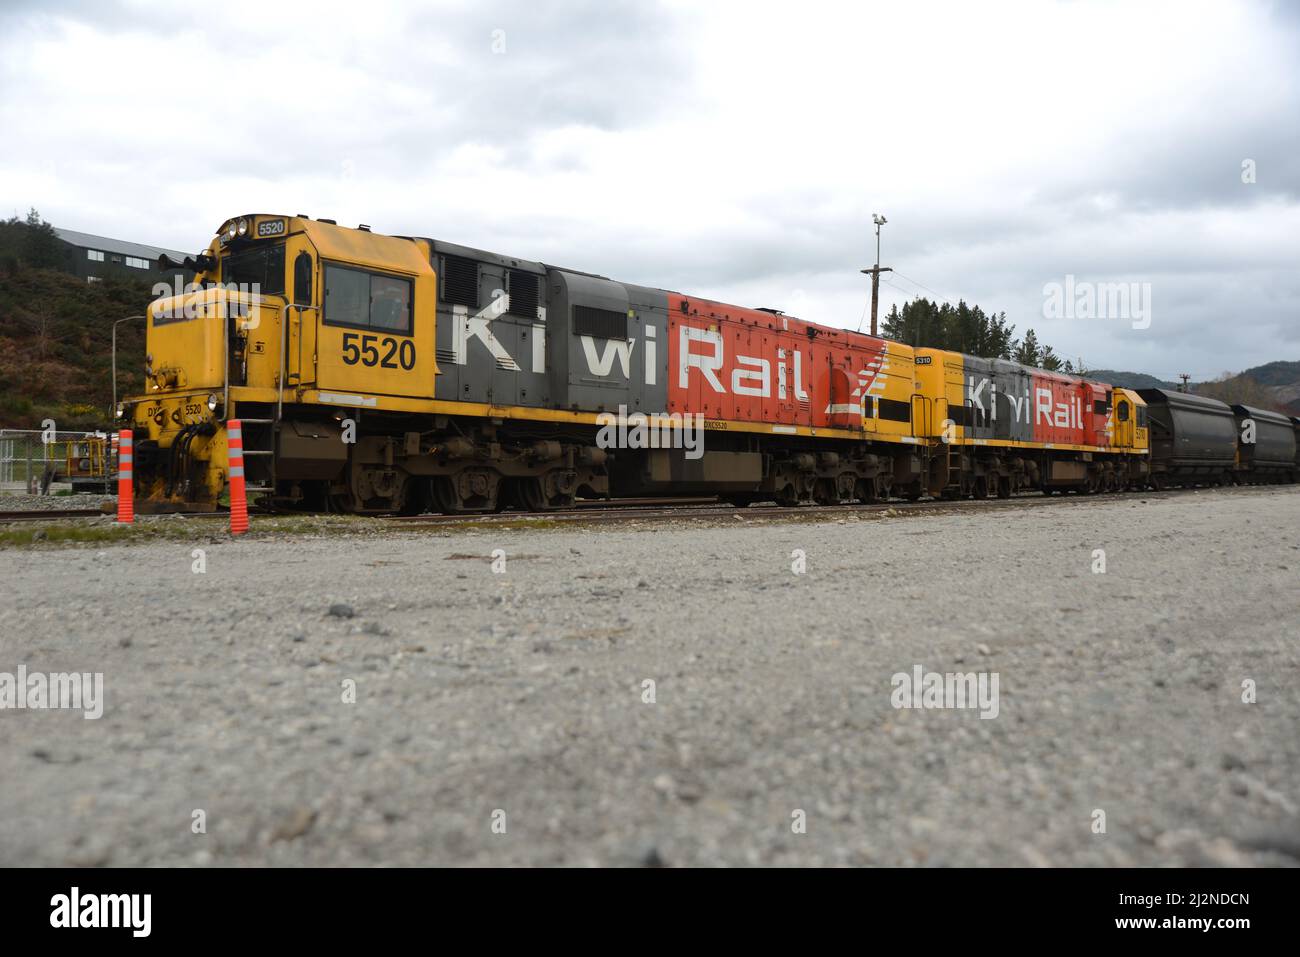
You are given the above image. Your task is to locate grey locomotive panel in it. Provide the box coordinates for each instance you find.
[428,239,669,417]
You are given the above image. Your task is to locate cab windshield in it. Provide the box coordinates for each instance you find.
[222,243,285,295]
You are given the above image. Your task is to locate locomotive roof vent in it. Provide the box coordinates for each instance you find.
[358,224,371,231]
[317,218,337,225]
[756,307,785,315]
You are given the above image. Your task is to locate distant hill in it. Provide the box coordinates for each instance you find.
[1196,361,1300,416]
[1233,360,1300,415]
[1084,370,1181,391]
[1087,362,1300,415]
[1241,360,1300,387]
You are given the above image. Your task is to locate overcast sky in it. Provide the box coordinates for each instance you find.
[2,0,1297,379]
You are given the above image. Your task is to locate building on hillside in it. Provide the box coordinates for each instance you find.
[53,227,194,284]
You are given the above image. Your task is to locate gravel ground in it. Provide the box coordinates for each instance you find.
[1,486,1298,867]
[0,492,115,511]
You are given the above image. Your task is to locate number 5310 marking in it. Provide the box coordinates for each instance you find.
[341,332,415,370]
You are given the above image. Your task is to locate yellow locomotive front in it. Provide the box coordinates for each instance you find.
[119,214,438,511]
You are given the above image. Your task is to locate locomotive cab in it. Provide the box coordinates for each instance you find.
[120,215,437,509]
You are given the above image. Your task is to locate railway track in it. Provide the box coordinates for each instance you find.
[383,489,1158,526]
[0,508,108,522]
[1,486,1283,528]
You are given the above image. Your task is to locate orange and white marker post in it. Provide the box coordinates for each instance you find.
[116,430,133,524]
[227,419,249,535]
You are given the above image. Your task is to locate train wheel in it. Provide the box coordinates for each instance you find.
[974,476,989,499]
[518,478,546,511]
[398,477,431,516]
[326,484,361,513]
[431,476,466,514]
[519,473,577,511]
[854,479,877,504]
[903,481,923,502]
[996,475,1011,499]
[494,478,515,513]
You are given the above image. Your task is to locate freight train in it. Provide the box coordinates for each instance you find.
[117,214,1297,513]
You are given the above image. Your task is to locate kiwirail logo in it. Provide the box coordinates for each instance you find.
[50,887,151,937]
[1042,274,1152,330]
[891,665,1000,719]
[595,404,705,460]
[0,665,103,719]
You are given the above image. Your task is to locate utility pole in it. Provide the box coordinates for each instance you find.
[860,213,892,337]
[1178,373,1191,393]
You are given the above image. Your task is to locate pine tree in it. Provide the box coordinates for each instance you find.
[878,294,1071,372]
[880,303,905,341]
[22,208,63,269]
[1014,329,1041,367]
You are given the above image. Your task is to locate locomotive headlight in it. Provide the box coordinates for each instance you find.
[225,222,238,242]
[236,217,249,237]
[207,392,219,412]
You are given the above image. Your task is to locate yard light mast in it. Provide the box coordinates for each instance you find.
[861,213,892,337]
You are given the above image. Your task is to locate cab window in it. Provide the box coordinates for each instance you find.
[223,244,285,295]
[293,251,313,306]
[1117,402,1130,422]
[323,264,412,335]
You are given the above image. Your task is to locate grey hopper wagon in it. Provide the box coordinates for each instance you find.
[1230,404,1297,482]
[1136,389,1237,488]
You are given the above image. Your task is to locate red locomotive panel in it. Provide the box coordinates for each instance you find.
[1023,374,1111,448]
[1029,372,1088,446]
[666,293,899,431]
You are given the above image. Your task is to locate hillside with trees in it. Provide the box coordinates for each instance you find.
[0,210,155,429]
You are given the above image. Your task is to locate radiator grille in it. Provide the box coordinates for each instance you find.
[440,255,479,308]
[508,269,540,319]
[573,304,626,340]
